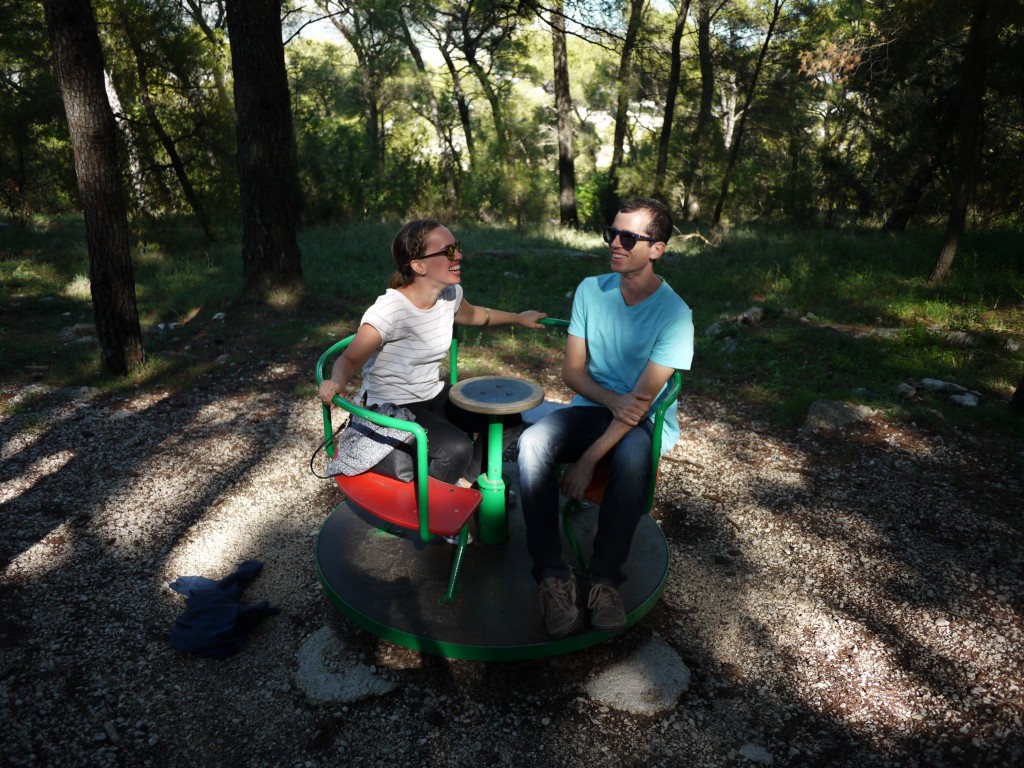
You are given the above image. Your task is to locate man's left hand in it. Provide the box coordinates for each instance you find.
[560,459,595,501]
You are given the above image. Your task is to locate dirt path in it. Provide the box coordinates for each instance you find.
[2,345,1023,767]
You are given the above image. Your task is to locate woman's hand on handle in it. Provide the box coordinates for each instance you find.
[516,310,548,328]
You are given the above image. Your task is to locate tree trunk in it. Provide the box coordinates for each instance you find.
[928,0,995,284]
[682,0,714,221]
[712,0,783,229]
[605,0,646,221]
[718,74,739,151]
[551,0,578,227]
[440,44,475,169]
[123,24,216,241]
[329,17,385,179]
[882,157,938,232]
[104,69,147,214]
[44,0,145,377]
[1012,372,1024,412]
[655,0,691,200]
[398,7,457,207]
[463,51,508,157]
[224,0,303,299]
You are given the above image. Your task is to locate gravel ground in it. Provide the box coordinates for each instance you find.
[2,344,1023,768]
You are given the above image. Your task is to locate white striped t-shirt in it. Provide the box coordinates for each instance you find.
[357,285,463,405]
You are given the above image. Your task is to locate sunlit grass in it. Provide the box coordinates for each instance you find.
[3,215,1022,438]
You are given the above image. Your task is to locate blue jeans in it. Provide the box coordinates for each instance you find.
[404,384,522,485]
[517,405,653,587]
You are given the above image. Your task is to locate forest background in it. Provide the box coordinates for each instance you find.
[1,0,1023,436]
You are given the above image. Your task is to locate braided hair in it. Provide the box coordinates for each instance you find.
[388,219,442,289]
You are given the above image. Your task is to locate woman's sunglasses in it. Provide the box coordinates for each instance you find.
[417,241,462,261]
[602,226,658,251]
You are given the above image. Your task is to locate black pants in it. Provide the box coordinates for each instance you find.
[403,384,523,485]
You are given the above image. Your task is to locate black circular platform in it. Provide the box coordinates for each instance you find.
[316,474,670,661]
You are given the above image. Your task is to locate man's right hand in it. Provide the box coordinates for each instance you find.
[608,391,651,426]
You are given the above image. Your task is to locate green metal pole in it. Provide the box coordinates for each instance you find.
[476,419,508,545]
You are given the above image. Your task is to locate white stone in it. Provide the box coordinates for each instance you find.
[738,743,774,765]
[293,626,396,704]
[950,393,980,407]
[583,637,690,715]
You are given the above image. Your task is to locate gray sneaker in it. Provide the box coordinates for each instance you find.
[538,576,581,638]
[587,583,627,632]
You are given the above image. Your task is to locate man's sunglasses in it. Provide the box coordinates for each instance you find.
[417,241,462,261]
[602,226,658,251]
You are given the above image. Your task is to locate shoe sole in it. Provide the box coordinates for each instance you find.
[547,610,582,639]
[589,618,627,632]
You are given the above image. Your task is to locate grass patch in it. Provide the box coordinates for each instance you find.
[2,215,1022,439]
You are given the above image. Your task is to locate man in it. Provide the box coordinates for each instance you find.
[518,197,694,637]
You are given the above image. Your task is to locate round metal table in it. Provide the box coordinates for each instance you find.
[449,376,544,545]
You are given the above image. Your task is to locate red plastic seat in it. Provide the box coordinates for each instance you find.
[317,335,481,603]
[335,472,480,538]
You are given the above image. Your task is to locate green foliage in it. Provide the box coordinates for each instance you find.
[0,0,76,220]
[3,0,1022,243]
[648,223,1024,437]
[5,216,1021,443]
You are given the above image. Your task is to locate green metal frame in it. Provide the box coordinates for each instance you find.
[314,320,677,660]
[316,335,465,544]
[317,335,474,603]
[317,337,431,541]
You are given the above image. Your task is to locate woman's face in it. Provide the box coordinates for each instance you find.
[413,226,463,285]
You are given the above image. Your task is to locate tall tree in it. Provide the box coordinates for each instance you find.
[654,0,691,200]
[414,8,477,169]
[318,0,405,180]
[680,0,718,220]
[711,0,783,228]
[604,0,646,220]
[438,38,476,168]
[440,0,523,159]
[398,3,457,208]
[224,0,303,298]
[43,0,145,376]
[928,0,998,284]
[111,0,216,240]
[1,0,66,221]
[550,0,578,226]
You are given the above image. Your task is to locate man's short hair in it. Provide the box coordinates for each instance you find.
[619,198,673,244]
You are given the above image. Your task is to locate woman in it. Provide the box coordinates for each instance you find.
[319,219,547,488]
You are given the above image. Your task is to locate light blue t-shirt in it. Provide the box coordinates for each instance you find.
[568,273,693,452]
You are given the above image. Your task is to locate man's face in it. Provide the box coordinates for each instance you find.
[607,210,660,274]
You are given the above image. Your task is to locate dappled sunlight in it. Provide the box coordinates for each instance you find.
[660,393,1023,759]
[765,595,963,734]
[670,499,1019,755]
[160,469,313,582]
[0,447,75,505]
[2,521,77,581]
[61,273,91,300]
[264,286,304,310]
[160,404,323,583]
